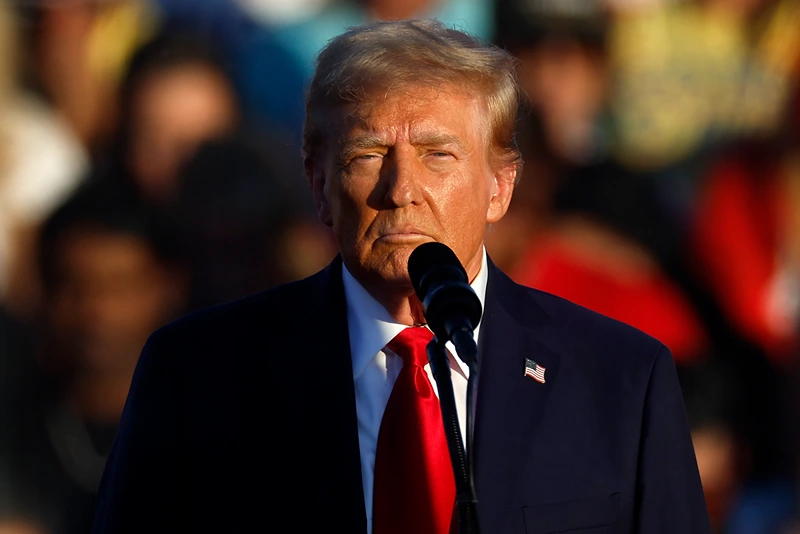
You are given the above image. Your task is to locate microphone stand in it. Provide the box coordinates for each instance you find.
[427,334,480,534]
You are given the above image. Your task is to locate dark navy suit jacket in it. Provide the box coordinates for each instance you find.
[92,257,711,533]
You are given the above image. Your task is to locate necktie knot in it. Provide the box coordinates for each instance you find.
[387,326,434,368]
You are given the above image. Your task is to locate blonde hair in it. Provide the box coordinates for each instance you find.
[303,19,522,171]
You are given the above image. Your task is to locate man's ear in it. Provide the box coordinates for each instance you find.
[304,157,333,227]
[486,162,517,224]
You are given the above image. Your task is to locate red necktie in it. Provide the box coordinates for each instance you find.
[372,326,456,534]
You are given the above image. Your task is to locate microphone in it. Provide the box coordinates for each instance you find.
[408,242,482,367]
[409,242,483,534]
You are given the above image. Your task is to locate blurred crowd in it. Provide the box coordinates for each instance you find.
[0,0,798,532]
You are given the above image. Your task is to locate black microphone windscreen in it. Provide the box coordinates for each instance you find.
[408,242,467,299]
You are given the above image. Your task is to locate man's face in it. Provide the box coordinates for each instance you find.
[307,85,516,295]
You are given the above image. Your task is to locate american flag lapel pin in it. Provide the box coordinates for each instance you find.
[524,358,546,384]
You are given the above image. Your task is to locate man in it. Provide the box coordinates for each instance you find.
[92,20,711,534]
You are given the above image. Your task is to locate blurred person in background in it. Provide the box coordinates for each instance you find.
[678,359,749,533]
[101,29,240,205]
[174,138,337,312]
[691,81,800,368]
[495,0,611,169]
[0,0,88,319]
[488,0,612,272]
[20,0,157,152]
[1,183,184,534]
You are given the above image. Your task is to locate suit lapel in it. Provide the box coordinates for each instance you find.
[289,257,367,532]
[473,261,559,530]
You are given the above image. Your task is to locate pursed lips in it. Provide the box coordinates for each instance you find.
[377,227,432,241]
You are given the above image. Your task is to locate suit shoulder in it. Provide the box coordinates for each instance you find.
[148,270,327,348]
[519,283,667,365]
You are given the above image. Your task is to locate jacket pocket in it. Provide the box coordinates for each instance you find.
[522,492,620,534]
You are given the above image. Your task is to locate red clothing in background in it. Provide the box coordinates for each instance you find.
[513,232,707,365]
[691,154,797,364]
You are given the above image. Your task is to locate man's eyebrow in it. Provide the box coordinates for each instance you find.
[338,134,388,159]
[337,131,467,159]
[411,132,466,151]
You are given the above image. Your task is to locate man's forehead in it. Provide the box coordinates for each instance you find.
[331,90,484,142]
[355,84,480,115]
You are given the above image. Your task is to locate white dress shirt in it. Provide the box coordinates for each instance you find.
[343,249,488,534]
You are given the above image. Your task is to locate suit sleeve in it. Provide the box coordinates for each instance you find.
[635,345,712,533]
[92,329,180,533]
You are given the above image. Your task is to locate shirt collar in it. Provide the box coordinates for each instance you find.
[343,247,489,380]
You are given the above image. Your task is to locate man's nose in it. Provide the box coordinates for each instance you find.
[381,148,424,208]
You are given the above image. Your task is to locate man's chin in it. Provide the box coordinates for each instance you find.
[345,240,436,288]
[349,255,414,290]
[365,264,413,289]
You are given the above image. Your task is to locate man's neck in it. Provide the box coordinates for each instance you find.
[359,280,426,326]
